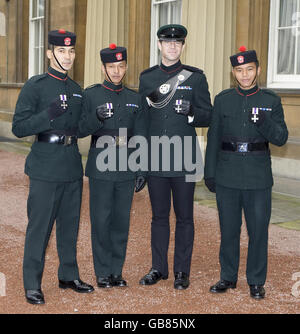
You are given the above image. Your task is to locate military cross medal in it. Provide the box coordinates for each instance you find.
[106,103,114,117]
[251,107,259,123]
[175,100,183,113]
[60,95,68,109]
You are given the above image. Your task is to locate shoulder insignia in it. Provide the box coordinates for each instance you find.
[125,87,138,94]
[68,76,82,89]
[85,83,102,90]
[29,73,48,83]
[261,88,279,98]
[140,65,159,76]
[182,64,203,74]
[216,88,235,98]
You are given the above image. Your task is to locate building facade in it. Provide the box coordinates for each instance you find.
[0,0,299,195]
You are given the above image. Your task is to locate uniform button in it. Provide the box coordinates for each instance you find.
[118,117,122,121]
[118,104,120,107]
[164,115,168,119]
[164,129,167,134]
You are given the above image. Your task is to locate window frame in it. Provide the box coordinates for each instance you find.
[267,0,300,89]
[28,0,45,78]
[0,11,5,37]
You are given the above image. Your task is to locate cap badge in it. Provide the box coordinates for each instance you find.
[64,37,71,46]
[116,53,123,61]
[237,55,244,64]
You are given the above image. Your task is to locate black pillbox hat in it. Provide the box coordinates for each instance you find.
[48,29,76,47]
[100,44,127,63]
[230,46,258,67]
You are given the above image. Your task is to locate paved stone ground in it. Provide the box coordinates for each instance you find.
[0,149,300,315]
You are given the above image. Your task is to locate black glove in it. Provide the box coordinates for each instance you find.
[47,97,68,120]
[205,178,216,193]
[173,99,194,117]
[96,103,114,122]
[248,108,266,126]
[135,176,146,193]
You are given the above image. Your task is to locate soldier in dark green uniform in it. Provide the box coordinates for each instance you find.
[79,44,146,288]
[12,30,94,305]
[204,46,288,299]
[138,24,212,290]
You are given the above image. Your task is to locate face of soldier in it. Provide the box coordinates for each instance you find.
[232,62,261,90]
[102,61,127,85]
[158,40,185,66]
[47,46,76,73]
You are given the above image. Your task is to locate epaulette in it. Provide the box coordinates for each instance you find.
[261,88,279,98]
[85,83,102,90]
[29,73,48,83]
[68,76,81,88]
[125,87,138,94]
[216,88,235,98]
[140,65,159,76]
[182,64,203,74]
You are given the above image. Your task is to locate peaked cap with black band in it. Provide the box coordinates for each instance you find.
[157,24,188,42]
[100,44,127,64]
[230,46,259,67]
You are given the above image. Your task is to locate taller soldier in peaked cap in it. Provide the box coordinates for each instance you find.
[138,24,212,290]
[78,43,147,288]
[12,29,94,305]
[204,46,288,299]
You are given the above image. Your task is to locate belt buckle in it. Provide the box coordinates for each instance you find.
[237,142,248,153]
[113,136,127,147]
[50,135,60,144]
[64,136,72,146]
[118,136,127,147]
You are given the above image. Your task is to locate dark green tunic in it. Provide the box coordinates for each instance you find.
[12,67,83,182]
[204,85,288,189]
[79,80,146,181]
[139,60,212,178]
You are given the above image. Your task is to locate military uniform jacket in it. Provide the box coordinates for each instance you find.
[12,67,84,182]
[204,85,289,190]
[79,80,147,182]
[139,60,212,178]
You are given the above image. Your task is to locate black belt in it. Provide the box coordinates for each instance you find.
[222,142,269,153]
[91,135,132,148]
[91,129,133,148]
[37,133,78,146]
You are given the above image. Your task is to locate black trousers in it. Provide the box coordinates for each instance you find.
[216,185,272,285]
[147,176,195,277]
[23,178,82,290]
[89,178,135,277]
